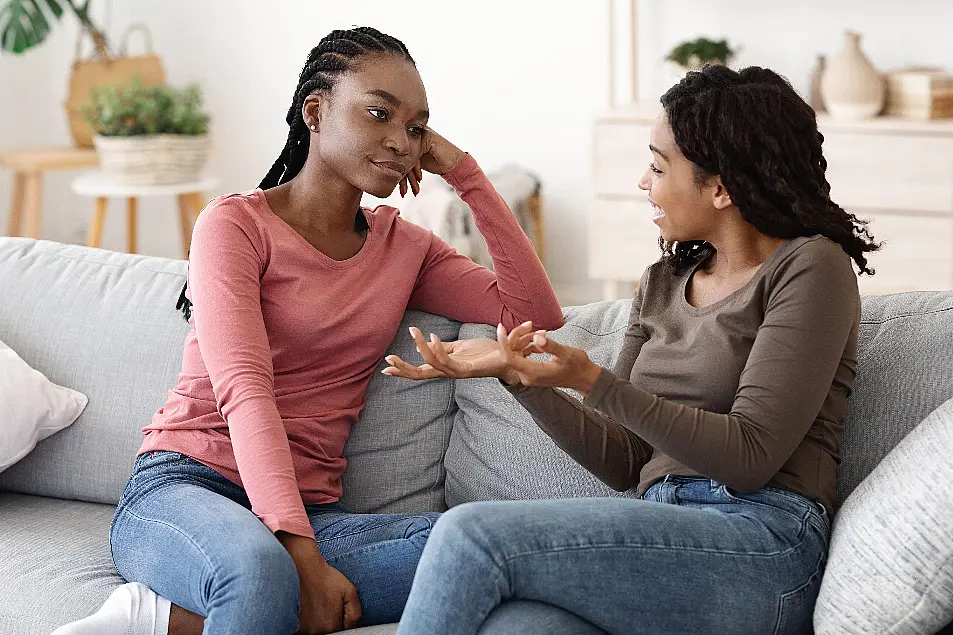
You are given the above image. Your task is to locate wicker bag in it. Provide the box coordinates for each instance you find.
[66,24,166,148]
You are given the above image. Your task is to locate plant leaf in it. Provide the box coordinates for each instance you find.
[1,0,63,54]
[43,0,63,19]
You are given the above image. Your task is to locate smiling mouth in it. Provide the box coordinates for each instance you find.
[372,161,407,178]
[649,200,665,220]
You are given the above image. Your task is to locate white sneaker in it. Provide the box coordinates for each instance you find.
[51,582,171,635]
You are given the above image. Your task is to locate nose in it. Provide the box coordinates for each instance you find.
[385,126,410,156]
[638,167,652,191]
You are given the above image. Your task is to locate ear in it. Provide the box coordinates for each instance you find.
[302,94,322,133]
[709,176,733,210]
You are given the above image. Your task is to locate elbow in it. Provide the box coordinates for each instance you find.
[602,472,639,493]
[538,308,565,332]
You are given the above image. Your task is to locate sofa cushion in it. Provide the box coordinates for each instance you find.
[0,336,88,472]
[836,291,953,508]
[446,300,639,505]
[0,493,123,634]
[0,239,190,503]
[0,495,398,635]
[814,397,953,635]
[0,238,458,514]
[341,311,460,514]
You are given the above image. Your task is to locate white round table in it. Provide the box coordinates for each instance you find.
[71,172,219,257]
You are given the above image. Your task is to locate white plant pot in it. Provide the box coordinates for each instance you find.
[93,134,211,185]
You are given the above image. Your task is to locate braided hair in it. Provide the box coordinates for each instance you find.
[177,27,415,320]
[657,64,879,275]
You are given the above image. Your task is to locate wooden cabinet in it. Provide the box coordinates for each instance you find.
[590,103,953,297]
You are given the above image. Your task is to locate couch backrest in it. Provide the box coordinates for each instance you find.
[447,291,953,510]
[836,291,953,507]
[0,238,461,513]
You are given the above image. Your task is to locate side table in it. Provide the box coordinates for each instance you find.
[71,173,219,257]
[1,147,99,239]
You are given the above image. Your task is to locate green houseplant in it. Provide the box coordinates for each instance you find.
[0,0,108,56]
[666,37,736,71]
[83,81,212,185]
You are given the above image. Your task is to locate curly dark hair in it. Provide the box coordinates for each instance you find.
[176,27,414,321]
[658,64,879,275]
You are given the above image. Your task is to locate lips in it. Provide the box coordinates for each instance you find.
[648,197,664,220]
[372,160,408,179]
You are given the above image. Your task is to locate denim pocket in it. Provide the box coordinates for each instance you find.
[774,553,825,635]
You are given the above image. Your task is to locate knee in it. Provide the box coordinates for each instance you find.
[430,502,499,551]
[226,535,299,605]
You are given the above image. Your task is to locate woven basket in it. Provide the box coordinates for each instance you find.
[93,134,210,185]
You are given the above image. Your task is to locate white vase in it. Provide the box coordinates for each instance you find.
[820,31,885,120]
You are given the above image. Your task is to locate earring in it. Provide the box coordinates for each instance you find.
[310,124,317,131]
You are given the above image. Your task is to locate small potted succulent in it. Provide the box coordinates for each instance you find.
[83,80,211,185]
[666,37,737,79]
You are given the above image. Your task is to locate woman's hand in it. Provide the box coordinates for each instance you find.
[278,533,362,634]
[399,128,467,197]
[499,326,605,396]
[383,322,604,396]
[382,322,545,383]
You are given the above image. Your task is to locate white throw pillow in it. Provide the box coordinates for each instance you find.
[0,338,88,473]
[814,397,953,635]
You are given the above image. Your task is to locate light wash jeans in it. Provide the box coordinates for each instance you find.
[109,450,441,635]
[397,476,830,635]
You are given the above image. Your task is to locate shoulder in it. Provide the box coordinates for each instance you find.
[192,191,269,255]
[770,235,855,284]
[374,205,433,254]
[766,235,859,309]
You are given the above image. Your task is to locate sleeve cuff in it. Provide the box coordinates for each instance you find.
[442,153,483,190]
[583,368,617,409]
[501,378,531,393]
[260,512,314,539]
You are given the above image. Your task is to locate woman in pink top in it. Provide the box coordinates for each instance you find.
[54,27,562,635]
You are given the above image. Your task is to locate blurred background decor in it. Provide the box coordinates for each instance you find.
[884,67,953,120]
[665,36,736,79]
[84,80,210,185]
[0,2,165,147]
[820,30,885,120]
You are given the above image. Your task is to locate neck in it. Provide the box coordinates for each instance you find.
[284,155,364,234]
[704,214,785,277]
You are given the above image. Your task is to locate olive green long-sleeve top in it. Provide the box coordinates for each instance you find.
[507,235,859,513]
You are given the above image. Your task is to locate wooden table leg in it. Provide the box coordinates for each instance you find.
[22,172,42,239]
[177,194,194,258]
[7,172,25,237]
[88,197,108,248]
[127,197,138,254]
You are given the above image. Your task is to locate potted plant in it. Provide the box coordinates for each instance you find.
[2,2,167,148]
[84,80,211,185]
[666,37,737,78]
[1,0,108,56]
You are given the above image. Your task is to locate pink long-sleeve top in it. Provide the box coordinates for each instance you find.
[139,155,563,538]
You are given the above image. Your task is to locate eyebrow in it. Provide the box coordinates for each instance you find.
[649,144,668,162]
[366,89,429,119]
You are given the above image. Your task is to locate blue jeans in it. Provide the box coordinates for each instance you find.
[109,450,441,635]
[397,476,830,635]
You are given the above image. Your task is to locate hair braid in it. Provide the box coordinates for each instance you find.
[176,27,414,320]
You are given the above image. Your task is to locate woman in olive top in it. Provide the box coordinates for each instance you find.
[384,65,879,635]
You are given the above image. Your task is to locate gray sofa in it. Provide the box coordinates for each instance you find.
[1,237,951,635]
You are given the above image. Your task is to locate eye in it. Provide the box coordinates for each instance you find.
[368,108,388,121]
[408,125,425,137]
[649,163,663,175]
